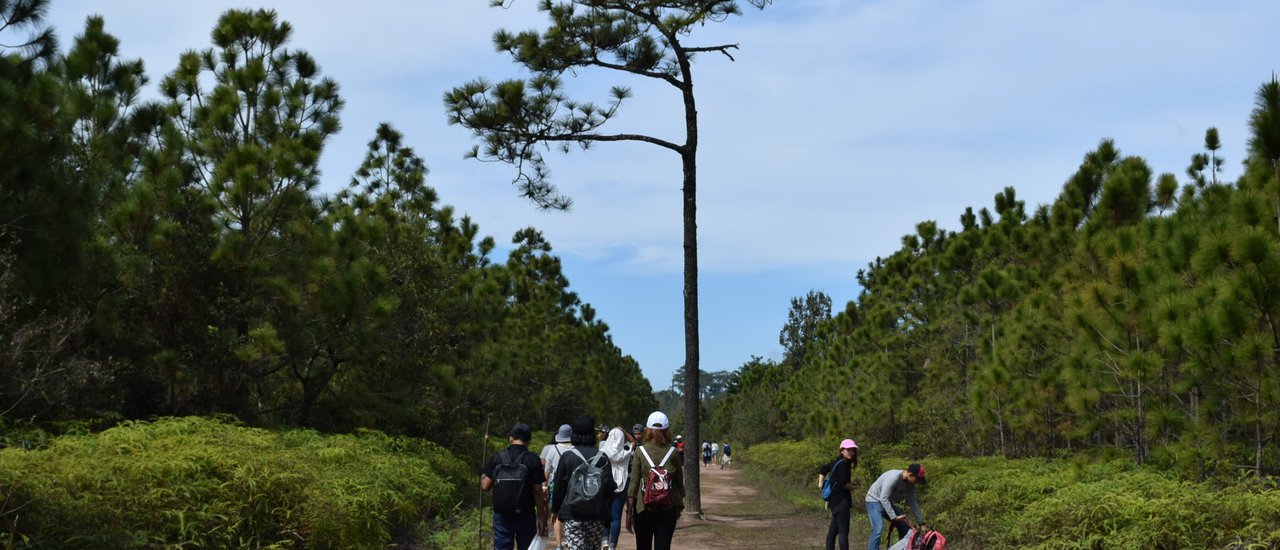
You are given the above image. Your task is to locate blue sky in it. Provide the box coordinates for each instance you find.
[45,0,1279,389]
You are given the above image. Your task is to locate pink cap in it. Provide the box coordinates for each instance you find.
[840,438,858,449]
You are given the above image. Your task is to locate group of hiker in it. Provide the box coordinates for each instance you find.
[480,411,687,550]
[699,439,732,469]
[481,416,933,550]
[818,438,936,550]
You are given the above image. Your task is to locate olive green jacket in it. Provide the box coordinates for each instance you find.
[627,442,684,514]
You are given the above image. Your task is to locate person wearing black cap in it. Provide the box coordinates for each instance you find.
[481,423,549,550]
[551,415,615,550]
[864,463,927,550]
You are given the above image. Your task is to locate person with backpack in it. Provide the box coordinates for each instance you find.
[820,438,859,550]
[865,463,927,550]
[701,440,712,468]
[599,424,636,550]
[481,423,549,550]
[540,424,574,549]
[720,442,731,469]
[624,411,684,550]
[551,415,615,550]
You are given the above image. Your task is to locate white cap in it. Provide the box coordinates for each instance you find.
[646,411,670,430]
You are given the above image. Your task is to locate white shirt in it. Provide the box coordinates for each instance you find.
[539,442,572,479]
[599,427,633,493]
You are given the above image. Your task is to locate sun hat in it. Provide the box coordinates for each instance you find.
[839,438,859,450]
[555,424,572,443]
[572,415,595,437]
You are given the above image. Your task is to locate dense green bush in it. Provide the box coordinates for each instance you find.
[747,439,1280,549]
[0,417,468,548]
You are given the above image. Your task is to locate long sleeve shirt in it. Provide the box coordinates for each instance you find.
[827,457,854,510]
[864,469,924,524]
[599,428,633,493]
[626,442,684,515]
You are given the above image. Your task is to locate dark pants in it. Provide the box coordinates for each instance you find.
[826,504,851,550]
[493,511,537,550]
[633,508,679,550]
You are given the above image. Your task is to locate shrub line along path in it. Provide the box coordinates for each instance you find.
[607,461,830,550]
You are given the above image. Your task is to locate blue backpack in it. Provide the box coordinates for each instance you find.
[820,459,842,501]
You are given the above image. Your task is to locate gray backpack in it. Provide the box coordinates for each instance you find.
[563,448,610,516]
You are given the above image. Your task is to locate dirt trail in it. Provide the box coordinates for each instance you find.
[612,461,829,550]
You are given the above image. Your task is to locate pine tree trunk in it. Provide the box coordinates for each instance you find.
[679,67,702,517]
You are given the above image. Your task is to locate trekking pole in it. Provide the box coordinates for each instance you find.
[478,415,490,550]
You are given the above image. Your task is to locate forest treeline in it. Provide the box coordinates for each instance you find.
[0,5,655,450]
[715,78,1280,480]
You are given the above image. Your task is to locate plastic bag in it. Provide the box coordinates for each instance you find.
[888,528,916,550]
[527,535,547,550]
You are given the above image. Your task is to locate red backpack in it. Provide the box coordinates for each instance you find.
[638,445,675,506]
[908,527,947,550]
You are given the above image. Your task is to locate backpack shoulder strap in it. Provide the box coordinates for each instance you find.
[567,447,587,465]
[638,445,656,467]
[498,449,512,466]
[658,446,675,467]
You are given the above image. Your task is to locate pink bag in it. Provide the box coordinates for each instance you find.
[910,528,946,550]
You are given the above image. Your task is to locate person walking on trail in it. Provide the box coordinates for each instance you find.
[864,463,927,550]
[710,441,719,464]
[540,424,573,550]
[701,440,712,468]
[823,438,860,550]
[625,411,684,550]
[551,415,615,550]
[720,442,732,469]
[599,424,637,550]
[481,423,549,550]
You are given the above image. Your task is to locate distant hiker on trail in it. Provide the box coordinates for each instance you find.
[710,441,719,464]
[702,440,712,468]
[720,442,732,469]
[540,424,574,549]
[600,424,637,550]
[822,438,859,550]
[551,415,615,550]
[481,423,549,550]
[865,463,927,550]
[625,411,684,550]
[674,434,685,462]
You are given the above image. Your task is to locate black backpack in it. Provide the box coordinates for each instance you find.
[491,449,530,514]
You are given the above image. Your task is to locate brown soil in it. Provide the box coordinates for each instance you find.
[613,462,830,550]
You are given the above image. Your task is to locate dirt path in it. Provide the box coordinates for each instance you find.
[613,461,830,550]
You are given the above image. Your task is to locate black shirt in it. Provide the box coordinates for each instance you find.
[551,444,615,522]
[483,444,546,516]
[825,457,853,510]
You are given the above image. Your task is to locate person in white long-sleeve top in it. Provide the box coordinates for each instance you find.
[864,463,927,550]
[599,424,636,550]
